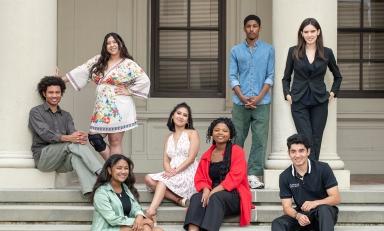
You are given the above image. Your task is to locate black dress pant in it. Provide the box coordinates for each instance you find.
[183,190,240,231]
[291,100,328,160]
[271,205,338,231]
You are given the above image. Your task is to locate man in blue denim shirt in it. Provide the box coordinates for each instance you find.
[229,15,275,189]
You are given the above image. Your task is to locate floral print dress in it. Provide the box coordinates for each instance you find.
[66,55,150,133]
[148,131,198,199]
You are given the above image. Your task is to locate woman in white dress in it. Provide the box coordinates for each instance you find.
[61,32,150,160]
[144,102,200,221]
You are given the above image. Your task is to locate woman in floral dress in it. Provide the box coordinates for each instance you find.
[62,32,150,160]
[144,102,200,221]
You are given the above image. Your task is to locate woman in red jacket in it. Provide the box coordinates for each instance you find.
[183,117,252,231]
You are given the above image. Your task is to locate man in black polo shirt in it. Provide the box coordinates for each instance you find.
[271,134,340,231]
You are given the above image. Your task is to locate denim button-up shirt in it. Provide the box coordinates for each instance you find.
[92,183,145,231]
[229,40,275,105]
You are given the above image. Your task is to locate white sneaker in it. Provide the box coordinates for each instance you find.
[248,175,264,189]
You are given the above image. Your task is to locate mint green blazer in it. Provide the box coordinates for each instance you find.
[91,183,145,231]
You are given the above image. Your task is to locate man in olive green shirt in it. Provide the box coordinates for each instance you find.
[29,76,102,194]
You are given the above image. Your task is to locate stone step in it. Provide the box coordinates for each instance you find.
[0,205,92,222]
[0,189,86,203]
[0,225,90,231]
[1,185,383,227]
[0,224,384,231]
[251,188,384,204]
[161,225,384,231]
[140,184,384,204]
[0,204,383,224]
[151,205,384,224]
[1,184,383,204]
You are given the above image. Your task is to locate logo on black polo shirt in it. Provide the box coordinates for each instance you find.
[289,183,300,188]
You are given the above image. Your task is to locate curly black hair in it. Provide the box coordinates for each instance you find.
[37,76,66,101]
[206,117,236,144]
[206,117,237,181]
[89,32,133,78]
[166,102,194,132]
[90,154,139,203]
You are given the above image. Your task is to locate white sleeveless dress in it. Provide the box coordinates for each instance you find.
[148,131,198,199]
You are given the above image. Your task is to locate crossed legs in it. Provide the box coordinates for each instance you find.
[144,175,182,218]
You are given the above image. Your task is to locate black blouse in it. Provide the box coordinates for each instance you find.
[209,161,226,188]
[116,187,132,216]
[300,59,318,105]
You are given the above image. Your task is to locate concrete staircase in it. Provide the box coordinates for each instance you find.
[0,184,384,230]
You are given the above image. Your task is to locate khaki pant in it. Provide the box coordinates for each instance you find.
[37,143,102,194]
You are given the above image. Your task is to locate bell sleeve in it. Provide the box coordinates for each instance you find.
[125,60,150,99]
[66,55,100,91]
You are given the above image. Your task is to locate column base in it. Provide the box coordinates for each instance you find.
[0,152,35,168]
[319,151,345,169]
[0,168,55,188]
[265,158,291,169]
[264,169,350,190]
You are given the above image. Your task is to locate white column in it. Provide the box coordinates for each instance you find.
[264,0,350,189]
[0,0,57,188]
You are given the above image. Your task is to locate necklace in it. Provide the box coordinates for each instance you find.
[112,183,123,197]
[115,188,123,198]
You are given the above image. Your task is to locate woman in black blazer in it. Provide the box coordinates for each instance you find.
[282,18,342,160]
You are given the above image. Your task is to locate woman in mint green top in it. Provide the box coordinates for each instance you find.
[91,154,163,231]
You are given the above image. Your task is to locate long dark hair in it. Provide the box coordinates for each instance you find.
[206,117,237,180]
[91,154,139,203]
[89,32,133,78]
[293,18,325,60]
[166,102,194,132]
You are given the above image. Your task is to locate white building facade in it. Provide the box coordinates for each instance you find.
[0,0,383,189]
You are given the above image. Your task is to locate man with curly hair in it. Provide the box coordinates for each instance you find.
[29,76,102,195]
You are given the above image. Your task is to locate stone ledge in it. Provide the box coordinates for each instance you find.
[0,225,383,231]
[1,204,383,224]
[2,185,383,203]
[0,168,55,189]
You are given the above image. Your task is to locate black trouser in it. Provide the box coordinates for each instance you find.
[291,100,328,160]
[183,190,240,231]
[271,205,338,231]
